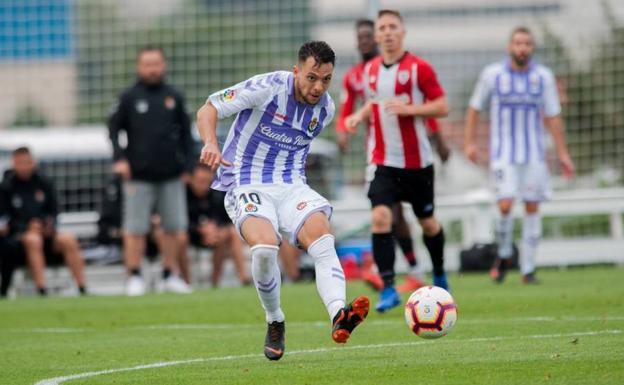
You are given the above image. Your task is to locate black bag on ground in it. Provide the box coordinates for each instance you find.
[459,243,519,272]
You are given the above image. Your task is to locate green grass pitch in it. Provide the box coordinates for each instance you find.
[1,266,623,385]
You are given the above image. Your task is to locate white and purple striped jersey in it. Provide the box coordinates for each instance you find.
[207,71,335,191]
[469,61,561,165]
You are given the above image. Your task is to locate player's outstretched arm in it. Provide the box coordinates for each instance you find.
[197,102,231,172]
[544,115,575,178]
[464,107,480,163]
[344,100,373,133]
[384,96,449,118]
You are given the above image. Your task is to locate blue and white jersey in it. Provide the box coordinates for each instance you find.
[469,61,561,165]
[208,71,335,191]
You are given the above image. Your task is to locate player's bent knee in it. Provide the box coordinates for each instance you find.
[297,212,331,248]
[241,217,279,247]
[245,232,278,247]
[372,205,393,228]
[525,201,539,214]
[498,200,513,215]
[419,217,441,236]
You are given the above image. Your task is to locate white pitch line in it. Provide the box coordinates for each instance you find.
[13,316,624,335]
[13,316,624,334]
[34,329,622,385]
[137,316,624,331]
[28,328,89,334]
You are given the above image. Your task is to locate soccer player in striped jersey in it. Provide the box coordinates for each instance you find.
[197,41,369,361]
[464,26,575,284]
[337,18,449,294]
[346,10,450,313]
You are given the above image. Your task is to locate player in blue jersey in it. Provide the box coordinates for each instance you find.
[464,26,575,284]
[196,41,369,361]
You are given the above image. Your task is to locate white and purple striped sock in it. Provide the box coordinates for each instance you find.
[307,234,346,320]
[250,244,284,323]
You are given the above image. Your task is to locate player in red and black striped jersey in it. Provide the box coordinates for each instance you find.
[346,10,450,312]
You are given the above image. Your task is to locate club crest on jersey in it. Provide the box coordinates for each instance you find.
[308,117,318,133]
[222,89,236,101]
[296,201,307,210]
[398,70,410,85]
[135,100,148,113]
[164,96,176,109]
[244,203,258,213]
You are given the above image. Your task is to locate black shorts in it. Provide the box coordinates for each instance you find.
[14,236,65,266]
[367,165,435,219]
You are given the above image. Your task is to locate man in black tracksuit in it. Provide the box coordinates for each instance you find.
[0,147,86,296]
[108,45,194,295]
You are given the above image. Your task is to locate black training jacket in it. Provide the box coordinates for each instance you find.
[108,80,194,181]
[0,170,58,235]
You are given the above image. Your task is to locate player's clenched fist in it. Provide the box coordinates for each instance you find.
[344,113,363,133]
[200,142,231,171]
[463,142,478,163]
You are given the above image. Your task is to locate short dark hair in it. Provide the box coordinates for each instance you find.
[12,146,31,157]
[356,19,374,30]
[510,26,533,41]
[378,9,403,23]
[137,45,165,61]
[298,41,335,66]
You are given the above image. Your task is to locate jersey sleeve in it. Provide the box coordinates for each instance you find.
[542,69,562,118]
[336,72,356,133]
[207,72,277,119]
[107,91,130,161]
[468,67,494,111]
[417,61,445,101]
[425,118,440,134]
[325,98,336,127]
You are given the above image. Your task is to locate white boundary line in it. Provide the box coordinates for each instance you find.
[34,329,622,385]
[28,328,90,334]
[16,315,624,334]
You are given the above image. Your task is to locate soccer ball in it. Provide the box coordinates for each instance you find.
[404,286,458,339]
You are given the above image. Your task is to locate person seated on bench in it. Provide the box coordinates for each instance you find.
[1,147,87,296]
[180,163,250,287]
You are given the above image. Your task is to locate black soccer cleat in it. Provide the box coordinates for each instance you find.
[264,321,285,361]
[332,295,370,344]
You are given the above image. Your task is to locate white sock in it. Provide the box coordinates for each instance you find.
[521,213,541,275]
[307,234,346,320]
[496,214,514,259]
[250,245,284,323]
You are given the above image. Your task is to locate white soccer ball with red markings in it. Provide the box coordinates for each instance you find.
[404,286,458,339]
